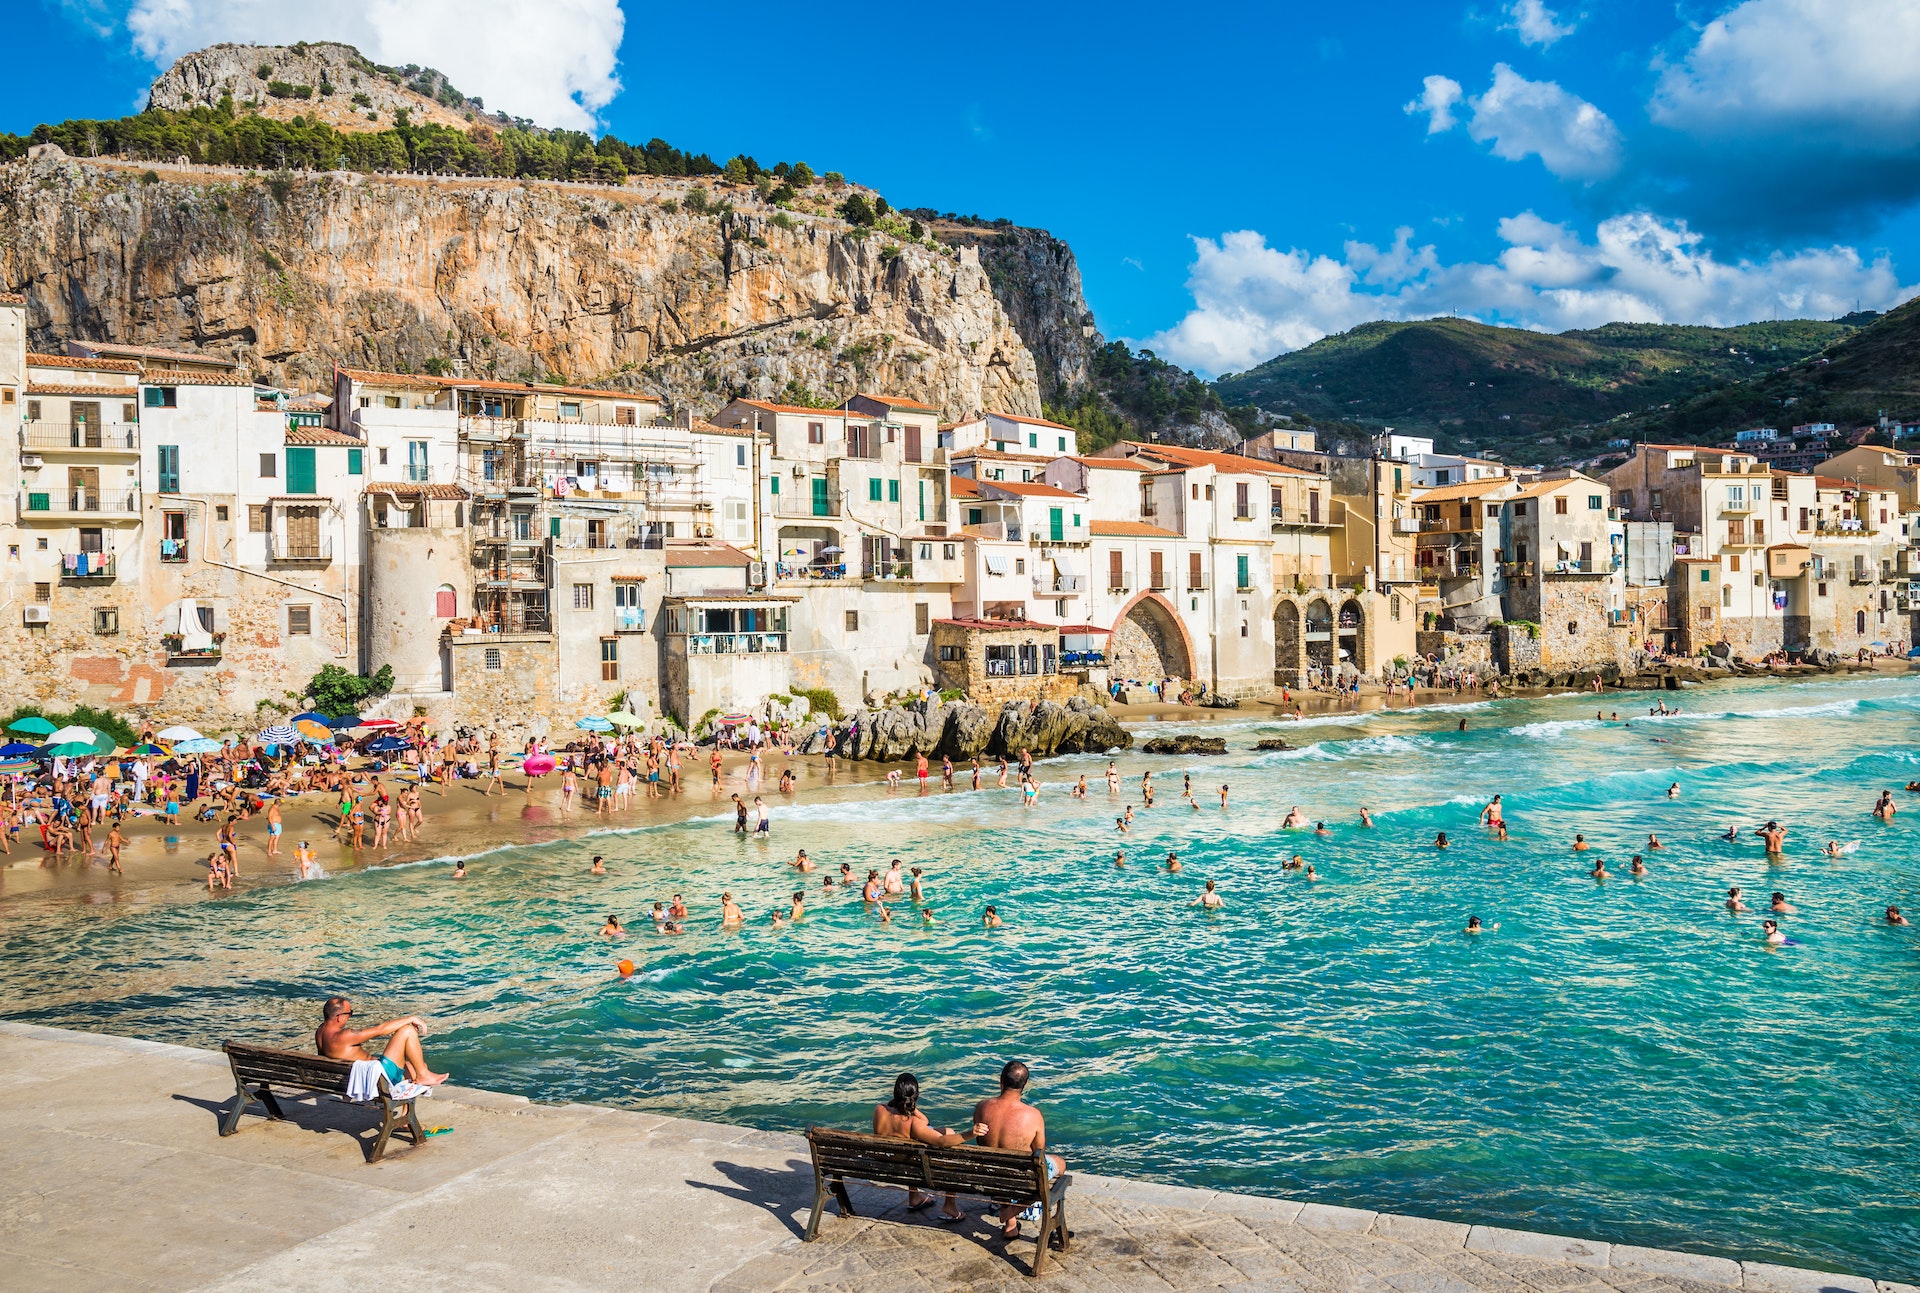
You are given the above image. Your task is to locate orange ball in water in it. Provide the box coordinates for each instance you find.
[616,959,635,977]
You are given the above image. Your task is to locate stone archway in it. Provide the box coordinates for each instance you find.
[1303,598,1335,678]
[1339,597,1370,675]
[1274,599,1304,686]
[1109,593,1194,682]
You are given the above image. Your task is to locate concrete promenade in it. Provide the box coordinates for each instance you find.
[0,1021,1899,1293]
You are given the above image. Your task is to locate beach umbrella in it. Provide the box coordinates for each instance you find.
[575,716,613,731]
[605,710,645,728]
[356,718,399,731]
[156,725,204,741]
[131,742,167,755]
[89,730,117,755]
[522,753,556,776]
[290,711,333,725]
[326,713,362,729]
[173,738,222,755]
[7,717,55,736]
[46,725,95,745]
[42,741,97,758]
[366,735,410,753]
[257,723,301,746]
[0,742,40,757]
[0,758,34,774]
[294,719,334,742]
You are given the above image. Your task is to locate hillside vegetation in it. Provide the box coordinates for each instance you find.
[1212,315,1870,459]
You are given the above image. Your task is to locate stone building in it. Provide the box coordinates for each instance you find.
[928,617,1073,704]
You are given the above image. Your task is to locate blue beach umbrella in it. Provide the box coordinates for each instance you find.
[0,742,40,757]
[326,713,362,729]
[366,735,410,753]
[575,716,613,731]
[172,738,222,755]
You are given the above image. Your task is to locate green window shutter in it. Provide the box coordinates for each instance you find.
[1072,513,1081,527]
[285,446,316,494]
[1700,568,1710,584]
[868,478,882,502]
[888,479,899,503]
[550,517,561,538]
[1049,507,1063,542]
[157,444,180,493]
[1237,553,1250,589]
[769,474,779,495]
[811,477,829,516]
[346,447,363,475]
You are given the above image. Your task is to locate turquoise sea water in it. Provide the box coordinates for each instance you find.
[4,675,1919,1277]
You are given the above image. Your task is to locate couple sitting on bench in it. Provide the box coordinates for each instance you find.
[872,1060,1062,1239]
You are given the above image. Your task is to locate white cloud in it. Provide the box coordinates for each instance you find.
[1144,213,1917,377]
[125,0,624,131]
[1404,76,1463,135]
[1465,63,1620,180]
[1506,0,1575,48]
[1651,0,1920,149]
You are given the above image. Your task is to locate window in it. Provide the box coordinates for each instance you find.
[1589,495,1604,509]
[435,587,457,617]
[37,537,47,551]
[1028,433,1038,448]
[407,441,429,482]
[378,447,389,465]
[286,446,316,494]
[123,402,137,422]
[1515,541,1529,562]
[887,479,899,503]
[1486,503,1499,518]
[1109,550,1124,590]
[868,479,882,502]
[287,605,312,635]
[1555,496,1569,515]
[1699,568,1711,584]
[1015,558,1026,575]
[25,399,41,420]
[915,603,930,634]
[1729,554,1741,573]
[1699,605,1713,622]
[600,637,619,681]
[92,607,118,635]
[1857,609,1868,634]
[144,386,177,408]
[1235,482,1251,519]
[1818,581,1828,597]
[939,645,962,662]
[1567,620,1579,635]
[1578,541,1593,566]
[808,421,824,444]
[1191,483,1200,501]
[1049,507,1064,542]
[259,453,277,478]
[383,395,403,409]
[616,406,636,426]
[1650,489,1664,509]
[1722,585,1732,608]
[559,401,581,420]
[1240,620,1248,637]
[484,647,502,670]
[943,544,955,559]
[1058,437,1066,451]
[1236,553,1251,590]
[1514,501,1527,516]
[736,444,747,467]
[215,506,228,522]
[34,582,51,602]
[845,610,859,633]
[157,444,180,493]
[248,505,267,533]
[572,583,594,610]
[1390,594,1402,621]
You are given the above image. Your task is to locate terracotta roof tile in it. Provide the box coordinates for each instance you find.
[341,368,451,391]
[142,369,253,387]
[27,352,140,374]
[933,617,1058,632]
[69,342,239,369]
[24,383,138,397]
[664,544,752,567]
[0,292,23,306]
[732,400,848,418]
[1067,456,1152,471]
[1089,520,1183,538]
[978,479,1082,500]
[367,483,469,500]
[857,393,939,411]
[285,426,365,447]
[1111,441,1322,478]
[1412,477,1516,502]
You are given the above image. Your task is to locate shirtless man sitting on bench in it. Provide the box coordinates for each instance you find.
[315,996,450,1086]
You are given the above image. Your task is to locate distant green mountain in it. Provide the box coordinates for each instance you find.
[1210,314,1874,458]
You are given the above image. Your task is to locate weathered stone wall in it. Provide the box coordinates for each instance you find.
[1535,578,1632,670]
[364,527,466,691]
[439,633,557,741]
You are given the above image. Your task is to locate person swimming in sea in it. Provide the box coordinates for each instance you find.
[1756,821,1786,855]
[1823,840,1845,858]
[1646,833,1664,851]
[1282,806,1307,828]
[1314,821,1331,836]
[1359,807,1375,827]
[1114,851,1126,869]
[1166,852,1182,873]
[1304,863,1319,881]
[982,905,1003,928]
[1769,891,1795,914]
[451,860,467,879]
[1479,795,1504,827]
[1761,919,1787,945]
[590,855,607,875]
[1720,825,1741,842]
[1465,915,1497,934]
[1666,782,1680,798]
[600,915,625,938]
[1726,887,1748,912]
[1590,858,1609,879]
[1434,831,1449,849]
[1872,790,1896,821]
[1572,834,1590,851]
[1887,905,1909,926]
[1629,854,1648,875]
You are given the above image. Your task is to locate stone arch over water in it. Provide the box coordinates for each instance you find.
[1109,593,1194,681]
[1339,596,1370,674]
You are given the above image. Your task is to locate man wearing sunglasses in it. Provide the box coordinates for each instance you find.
[316,997,450,1086]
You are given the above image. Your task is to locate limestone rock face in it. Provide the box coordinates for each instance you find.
[939,702,996,758]
[794,695,1128,761]
[146,42,480,134]
[0,159,1054,421]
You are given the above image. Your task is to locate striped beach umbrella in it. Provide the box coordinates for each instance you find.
[257,723,301,746]
[575,716,613,731]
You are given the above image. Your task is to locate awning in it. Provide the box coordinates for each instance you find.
[610,574,647,582]
[984,555,1010,575]
[1055,624,1112,634]
[671,595,801,608]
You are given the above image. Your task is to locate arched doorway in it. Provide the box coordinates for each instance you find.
[1274,599,1303,685]
[1303,598,1335,678]
[1109,595,1194,681]
[1339,597,1369,675]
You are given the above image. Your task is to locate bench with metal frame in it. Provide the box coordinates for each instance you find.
[804,1127,1072,1277]
[219,1041,425,1162]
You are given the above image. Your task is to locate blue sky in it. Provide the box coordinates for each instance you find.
[12,0,1920,377]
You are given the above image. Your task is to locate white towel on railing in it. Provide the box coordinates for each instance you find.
[344,1059,432,1103]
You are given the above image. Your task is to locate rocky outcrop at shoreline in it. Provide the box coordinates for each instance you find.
[795,696,1130,761]
[1140,735,1228,755]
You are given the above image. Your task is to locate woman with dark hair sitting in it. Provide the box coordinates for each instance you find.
[873,1072,967,1221]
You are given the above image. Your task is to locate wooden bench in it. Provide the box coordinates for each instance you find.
[804,1127,1072,1276]
[219,1042,425,1162]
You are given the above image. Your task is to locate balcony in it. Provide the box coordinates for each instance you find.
[772,493,840,519]
[159,538,189,564]
[162,631,224,663]
[267,535,333,564]
[1185,575,1208,592]
[1720,499,1756,514]
[776,561,847,582]
[1393,515,1421,534]
[1140,501,1159,517]
[59,550,116,580]
[683,631,789,655]
[1274,506,1334,529]
[864,561,914,581]
[22,423,141,454]
[1108,572,1131,594]
[1148,573,1171,591]
[458,416,527,442]
[21,489,142,520]
[1037,573,1087,594]
[1544,559,1619,576]
[1061,649,1107,668]
[614,607,647,634]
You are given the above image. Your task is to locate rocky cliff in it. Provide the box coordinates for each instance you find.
[146,41,486,134]
[0,155,1091,419]
[0,154,1098,418]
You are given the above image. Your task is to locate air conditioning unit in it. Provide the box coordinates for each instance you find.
[22,605,51,624]
[19,454,42,469]
[694,522,714,538]
[748,561,768,587]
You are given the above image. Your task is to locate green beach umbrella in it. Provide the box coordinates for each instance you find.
[7,717,55,736]
[605,710,645,728]
[89,730,117,755]
[42,741,98,758]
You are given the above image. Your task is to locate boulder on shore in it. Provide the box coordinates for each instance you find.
[1141,735,1228,755]
[1251,738,1292,751]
